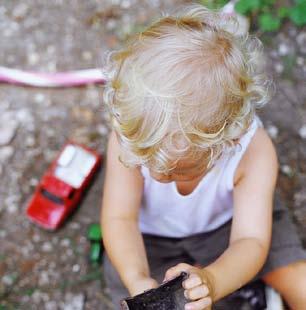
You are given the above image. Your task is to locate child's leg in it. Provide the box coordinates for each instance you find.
[262,260,306,309]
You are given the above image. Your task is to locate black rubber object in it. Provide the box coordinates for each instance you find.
[121,272,188,310]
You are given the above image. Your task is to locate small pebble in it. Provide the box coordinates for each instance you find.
[34,93,45,104]
[298,125,306,139]
[42,242,53,252]
[0,230,7,238]
[0,121,18,146]
[12,3,29,19]
[32,234,41,243]
[60,238,71,247]
[281,165,293,177]
[2,275,14,286]
[266,125,279,139]
[27,52,40,65]
[296,57,304,66]
[0,146,15,162]
[72,264,80,273]
[29,178,39,187]
[278,43,290,56]
[82,51,92,61]
[274,63,284,74]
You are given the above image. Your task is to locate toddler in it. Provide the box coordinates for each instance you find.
[101,4,306,309]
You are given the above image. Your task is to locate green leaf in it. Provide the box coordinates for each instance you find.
[259,13,281,31]
[261,0,277,5]
[278,7,290,18]
[201,0,229,9]
[235,0,261,15]
[294,0,306,5]
[289,3,306,26]
[235,0,250,15]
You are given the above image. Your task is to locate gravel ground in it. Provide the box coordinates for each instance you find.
[0,1,305,309]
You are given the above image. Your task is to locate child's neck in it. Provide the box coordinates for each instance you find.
[175,169,210,196]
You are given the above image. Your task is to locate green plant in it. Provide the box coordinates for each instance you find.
[234,0,306,32]
[200,0,306,32]
[200,0,229,10]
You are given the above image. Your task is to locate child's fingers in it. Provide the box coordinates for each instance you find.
[184,284,209,300]
[183,273,202,289]
[164,263,191,281]
[184,297,212,310]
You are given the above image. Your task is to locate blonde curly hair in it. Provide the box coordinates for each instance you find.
[102,4,271,174]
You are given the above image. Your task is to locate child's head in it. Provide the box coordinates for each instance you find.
[103,4,271,177]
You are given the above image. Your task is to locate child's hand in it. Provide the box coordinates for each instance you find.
[163,263,214,310]
[129,276,159,297]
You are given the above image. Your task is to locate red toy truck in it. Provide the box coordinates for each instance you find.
[26,142,102,230]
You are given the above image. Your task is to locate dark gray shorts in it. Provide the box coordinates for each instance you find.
[103,197,306,307]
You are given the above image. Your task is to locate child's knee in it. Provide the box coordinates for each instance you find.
[263,260,306,306]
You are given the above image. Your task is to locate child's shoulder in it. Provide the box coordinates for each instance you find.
[234,127,278,186]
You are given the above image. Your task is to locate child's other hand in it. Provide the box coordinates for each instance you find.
[164,263,213,310]
[129,276,158,297]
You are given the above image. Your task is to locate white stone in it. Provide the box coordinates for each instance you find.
[60,238,71,247]
[12,3,29,19]
[63,293,85,310]
[2,275,14,286]
[7,204,18,213]
[7,54,15,63]
[266,125,279,139]
[38,271,50,285]
[121,0,131,8]
[0,6,7,15]
[21,295,31,303]
[32,290,43,303]
[0,101,10,111]
[69,222,81,230]
[281,165,293,177]
[28,52,40,65]
[33,234,41,243]
[47,62,57,72]
[29,178,39,187]
[46,128,56,137]
[47,45,56,55]
[298,125,306,139]
[72,264,80,273]
[106,19,117,31]
[34,93,45,104]
[297,32,306,53]
[274,63,284,74]
[0,230,7,238]
[3,28,14,37]
[0,146,14,162]
[97,124,109,136]
[82,51,92,61]
[278,43,290,56]
[297,57,304,66]
[0,121,18,145]
[66,249,73,257]
[45,301,58,310]
[42,242,53,252]
[25,136,35,147]
[16,108,33,125]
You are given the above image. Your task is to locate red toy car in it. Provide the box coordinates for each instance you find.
[26,142,102,230]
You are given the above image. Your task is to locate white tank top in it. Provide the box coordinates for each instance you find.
[139,117,261,237]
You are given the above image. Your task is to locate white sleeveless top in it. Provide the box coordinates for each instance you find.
[139,117,261,237]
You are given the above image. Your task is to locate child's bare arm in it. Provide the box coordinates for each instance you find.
[101,131,158,296]
[204,128,278,301]
[165,128,278,307]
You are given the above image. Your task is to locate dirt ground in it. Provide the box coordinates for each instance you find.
[0,1,305,309]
